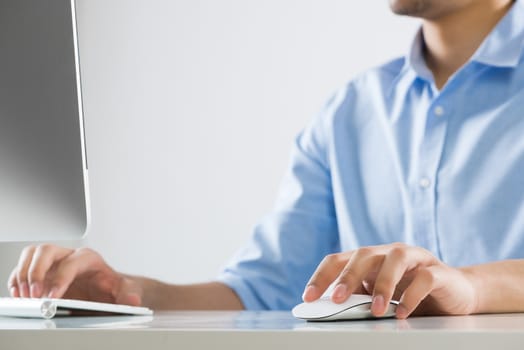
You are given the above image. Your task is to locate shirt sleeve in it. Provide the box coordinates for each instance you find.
[216,88,348,310]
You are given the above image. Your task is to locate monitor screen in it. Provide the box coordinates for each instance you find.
[0,0,89,241]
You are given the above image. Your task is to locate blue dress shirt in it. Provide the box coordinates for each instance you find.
[217,0,524,310]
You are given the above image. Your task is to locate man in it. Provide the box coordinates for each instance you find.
[7,0,524,319]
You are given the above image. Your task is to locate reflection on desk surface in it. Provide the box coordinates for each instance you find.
[1,311,524,331]
[0,315,154,330]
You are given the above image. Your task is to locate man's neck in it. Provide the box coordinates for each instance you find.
[422,1,514,89]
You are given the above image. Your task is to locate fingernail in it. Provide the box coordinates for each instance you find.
[125,293,142,307]
[47,287,59,299]
[396,304,409,319]
[302,285,317,301]
[30,283,41,298]
[332,284,348,301]
[372,294,385,314]
[19,282,28,298]
[10,286,19,297]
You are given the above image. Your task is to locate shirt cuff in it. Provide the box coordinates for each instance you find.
[215,271,268,311]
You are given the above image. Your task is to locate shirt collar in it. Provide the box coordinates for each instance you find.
[406,29,433,81]
[386,31,424,99]
[472,0,524,67]
[389,0,524,97]
[405,0,524,72]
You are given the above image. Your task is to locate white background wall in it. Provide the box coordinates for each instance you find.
[0,1,418,291]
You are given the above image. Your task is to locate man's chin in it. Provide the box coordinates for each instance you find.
[389,0,433,18]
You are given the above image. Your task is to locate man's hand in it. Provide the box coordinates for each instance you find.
[302,243,478,319]
[6,244,245,311]
[7,245,142,306]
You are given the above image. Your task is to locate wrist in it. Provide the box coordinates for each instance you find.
[139,277,181,310]
[459,266,482,314]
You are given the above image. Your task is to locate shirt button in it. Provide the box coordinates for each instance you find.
[419,177,431,189]
[434,106,444,117]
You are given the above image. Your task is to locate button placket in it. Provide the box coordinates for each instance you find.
[434,105,444,117]
[412,96,449,256]
[419,177,431,189]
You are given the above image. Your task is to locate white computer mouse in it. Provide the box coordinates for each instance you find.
[292,294,399,321]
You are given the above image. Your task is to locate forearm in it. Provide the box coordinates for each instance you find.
[131,276,245,310]
[462,259,524,314]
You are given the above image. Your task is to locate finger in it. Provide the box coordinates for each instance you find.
[372,245,434,316]
[46,248,106,299]
[332,248,386,303]
[28,245,74,298]
[16,246,36,298]
[303,253,351,302]
[7,268,20,297]
[396,266,440,319]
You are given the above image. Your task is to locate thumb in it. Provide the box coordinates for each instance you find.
[114,277,143,306]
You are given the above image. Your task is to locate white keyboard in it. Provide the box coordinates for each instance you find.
[0,297,153,319]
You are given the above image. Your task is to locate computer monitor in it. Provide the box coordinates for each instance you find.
[0,0,89,241]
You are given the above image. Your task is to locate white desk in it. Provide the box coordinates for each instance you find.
[1,311,524,350]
